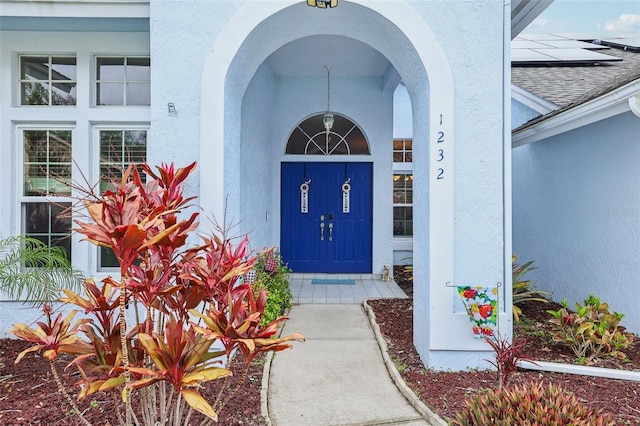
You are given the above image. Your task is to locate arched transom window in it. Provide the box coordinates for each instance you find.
[286,113,369,155]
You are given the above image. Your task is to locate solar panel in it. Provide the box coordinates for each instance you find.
[599,38,640,52]
[547,32,605,41]
[534,40,609,50]
[511,40,550,49]
[532,48,622,62]
[511,49,556,62]
[518,33,567,41]
[512,48,622,64]
[511,34,629,65]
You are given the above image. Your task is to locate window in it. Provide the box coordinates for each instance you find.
[21,130,73,258]
[286,113,369,155]
[98,128,147,269]
[393,139,412,162]
[96,57,150,106]
[393,173,413,237]
[20,56,77,105]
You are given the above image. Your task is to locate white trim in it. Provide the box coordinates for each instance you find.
[502,0,513,336]
[0,0,149,18]
[513,78,640,147]
[511,84,558,115]
[510,0,554,39]
[519,360,640,382]
[629,93,640,118]
[392,237,413,251]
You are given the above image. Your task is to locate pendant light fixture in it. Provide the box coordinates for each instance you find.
[323,65,334,133]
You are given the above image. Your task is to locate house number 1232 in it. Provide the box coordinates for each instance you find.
[436,114,445,180]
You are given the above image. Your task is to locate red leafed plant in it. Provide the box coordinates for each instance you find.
[484,334,536,389]
[10,162,304,426]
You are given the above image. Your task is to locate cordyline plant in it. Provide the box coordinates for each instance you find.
[484,334,536,390]
[10,162,304,425]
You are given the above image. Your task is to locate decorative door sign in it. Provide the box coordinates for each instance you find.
[300,179,311,213]
[342,178,351,213]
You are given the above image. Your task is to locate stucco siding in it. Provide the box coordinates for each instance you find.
[511,98,540,129]
[513,111,640,333]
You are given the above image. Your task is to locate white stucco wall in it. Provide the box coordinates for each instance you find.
[239,62,277,251]
[1,0,510,370]
[513,111,640,333]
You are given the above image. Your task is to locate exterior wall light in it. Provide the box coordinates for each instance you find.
[307,0,338,8]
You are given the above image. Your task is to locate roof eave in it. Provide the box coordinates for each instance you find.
[511,84,558,115]
[511,0,554,39]
[512,78,640,148]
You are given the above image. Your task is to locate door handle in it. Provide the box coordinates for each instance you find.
[320,215,325,241]
[328,222,333,241]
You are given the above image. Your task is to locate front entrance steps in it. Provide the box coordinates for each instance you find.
[288,273,408,304]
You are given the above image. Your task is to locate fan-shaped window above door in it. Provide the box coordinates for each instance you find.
[285,113,370,155]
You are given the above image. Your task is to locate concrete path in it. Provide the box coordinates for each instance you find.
[267,304,431,425]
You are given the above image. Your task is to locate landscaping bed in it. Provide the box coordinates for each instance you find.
[2,266,639,425]
[368,266,640,424]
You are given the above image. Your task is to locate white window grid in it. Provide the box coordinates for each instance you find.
[93,125,148,271]
[393,172,413,237]
[17,126,76,260]
[95,56,151,106]
[19,55,77,106]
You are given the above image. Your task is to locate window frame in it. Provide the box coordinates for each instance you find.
[94,56,151,107]
[19,55,77,106]
[392,171,414,238]
[93,124,149,271]
[17,125,76,261]
[393,138,413,163]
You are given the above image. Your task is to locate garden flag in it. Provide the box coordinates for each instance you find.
[457,286,498,339]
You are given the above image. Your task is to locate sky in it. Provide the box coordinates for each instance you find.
[525,0,640,36]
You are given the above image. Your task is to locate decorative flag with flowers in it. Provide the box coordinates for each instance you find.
[457,286,498,339]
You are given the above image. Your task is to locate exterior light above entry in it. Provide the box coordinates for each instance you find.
[307,0,338,8]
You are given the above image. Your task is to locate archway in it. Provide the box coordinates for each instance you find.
[199,0,454,367]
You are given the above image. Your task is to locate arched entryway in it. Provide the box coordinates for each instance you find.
[199,0,456,368]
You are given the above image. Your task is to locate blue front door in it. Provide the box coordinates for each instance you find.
[281,162,372,273]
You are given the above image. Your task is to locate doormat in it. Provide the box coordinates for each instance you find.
[311,279,356,285]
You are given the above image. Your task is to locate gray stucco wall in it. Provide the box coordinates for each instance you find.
[513,111,640,333]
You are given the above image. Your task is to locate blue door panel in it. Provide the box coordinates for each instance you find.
[281,162,372,273]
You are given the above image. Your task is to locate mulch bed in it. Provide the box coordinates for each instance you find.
[2,266,639,425]
[0,340,265,425]
[367,266,640,424]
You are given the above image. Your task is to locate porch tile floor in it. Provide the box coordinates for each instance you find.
[288,273,408,304]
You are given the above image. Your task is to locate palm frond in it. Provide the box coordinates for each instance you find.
[0,235,84,305]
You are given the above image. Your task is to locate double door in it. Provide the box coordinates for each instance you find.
[280,162,372,273]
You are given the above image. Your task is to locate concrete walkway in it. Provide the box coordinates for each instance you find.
[267,304,432,425]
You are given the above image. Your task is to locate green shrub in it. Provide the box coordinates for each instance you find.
[548,294,634,362]
[512,255,548,321]
[251,248,293,326]
[454,381,615,425]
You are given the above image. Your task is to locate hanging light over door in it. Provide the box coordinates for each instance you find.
[323,65,334,133]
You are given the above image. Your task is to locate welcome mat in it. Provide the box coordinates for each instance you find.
[311,279,356,285]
